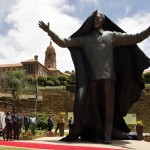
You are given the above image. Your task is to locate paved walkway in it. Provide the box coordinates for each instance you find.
[28,136,150,150]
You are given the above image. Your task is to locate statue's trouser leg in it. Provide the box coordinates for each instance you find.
[99,79,115,142]
[90,79,115,142]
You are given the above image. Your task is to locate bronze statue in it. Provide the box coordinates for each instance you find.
[38,10,150,144]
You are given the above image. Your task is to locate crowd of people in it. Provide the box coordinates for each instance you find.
[1,111,74,141]
[1,112,35,141]
[3,112,21,141]
[48,116,74,134]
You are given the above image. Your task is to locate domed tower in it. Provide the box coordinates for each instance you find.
[44,41,56,69]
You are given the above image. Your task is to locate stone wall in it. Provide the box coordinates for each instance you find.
[0,88,150,132]
[128,89,150,132]
[0,90,74,127]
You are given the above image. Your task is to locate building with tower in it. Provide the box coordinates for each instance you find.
[0,41,68,78]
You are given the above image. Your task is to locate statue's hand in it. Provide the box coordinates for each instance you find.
[38,21,50,33]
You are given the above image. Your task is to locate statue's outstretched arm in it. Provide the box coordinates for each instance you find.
[38,21,82,48]
[113,26,150,47]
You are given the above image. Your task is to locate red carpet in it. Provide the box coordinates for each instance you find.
[0,141,122,150]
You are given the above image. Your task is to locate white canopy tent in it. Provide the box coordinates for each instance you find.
[0,112,6,130]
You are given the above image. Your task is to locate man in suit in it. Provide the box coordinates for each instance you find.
[5,112,13,141]
[24,113,30,132]
[12,112,21,140]
[68,117,74,133]
[48,116,53,132]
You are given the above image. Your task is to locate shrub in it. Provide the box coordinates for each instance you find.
[54,79,61,86]
[66,85,76,92]
[58,75,69,86]
[26,75,34,84]
[58,75,69,82]
[29,124,36,135]
[69,72,76,82]
[45,80,55,86]
[47,76,56,81]
[38,76,47,86]
[70,81,76,85]
[60,81,68,86]
[47,76,61,86]
[31,112,48,130]
[143,72,150,84]
[38,86,65,90]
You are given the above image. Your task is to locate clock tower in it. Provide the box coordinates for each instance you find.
[44,41,56,69]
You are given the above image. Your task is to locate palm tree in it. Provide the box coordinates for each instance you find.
[0,69,31,113]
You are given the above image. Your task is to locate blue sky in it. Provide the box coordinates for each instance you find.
[0,0,150,72]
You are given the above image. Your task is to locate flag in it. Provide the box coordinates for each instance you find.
[35,86,38,101]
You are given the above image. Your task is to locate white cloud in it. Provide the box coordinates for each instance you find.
[0,0,81,72]
[79,0,99,5]
[0,0,150,72]
[117,11,150,58]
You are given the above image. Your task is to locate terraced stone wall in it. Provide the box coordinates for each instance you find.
[0,89,150,132]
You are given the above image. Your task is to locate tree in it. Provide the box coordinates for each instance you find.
[69,71,76,83]
[66,71,76,92]
[0,70,30,113]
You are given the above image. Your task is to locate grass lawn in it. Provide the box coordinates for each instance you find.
[0,147,32,150]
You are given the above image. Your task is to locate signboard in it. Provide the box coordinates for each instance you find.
[68,112,73,120]
[124,114,136,124]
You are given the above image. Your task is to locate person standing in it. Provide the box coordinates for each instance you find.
[5,112,13,141]
[12,112,21,140]
[48,116,53,132]
[24,113,30,132]
[68,117,74,133]
[55,120,60,134]
[18,113,22,130]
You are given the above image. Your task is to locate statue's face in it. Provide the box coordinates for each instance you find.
[94,13,104,29]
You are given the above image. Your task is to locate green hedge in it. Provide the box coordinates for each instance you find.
[66,85,76,92]
[45,80,55,86]
[47,76,61,86]
[143,72,150,84]
[58,75,69,82]
[69,81,76,85]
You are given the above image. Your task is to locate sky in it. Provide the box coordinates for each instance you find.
[0,0,150,72]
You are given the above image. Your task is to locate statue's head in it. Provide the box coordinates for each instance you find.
[70,10,106,37]
[93,11,105,29]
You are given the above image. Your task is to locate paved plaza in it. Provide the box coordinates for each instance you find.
[0,135,150,149]
[31,136,150,150]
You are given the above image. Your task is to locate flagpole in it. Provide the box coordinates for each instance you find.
[35,78,38,115]
[34,69,38,124]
